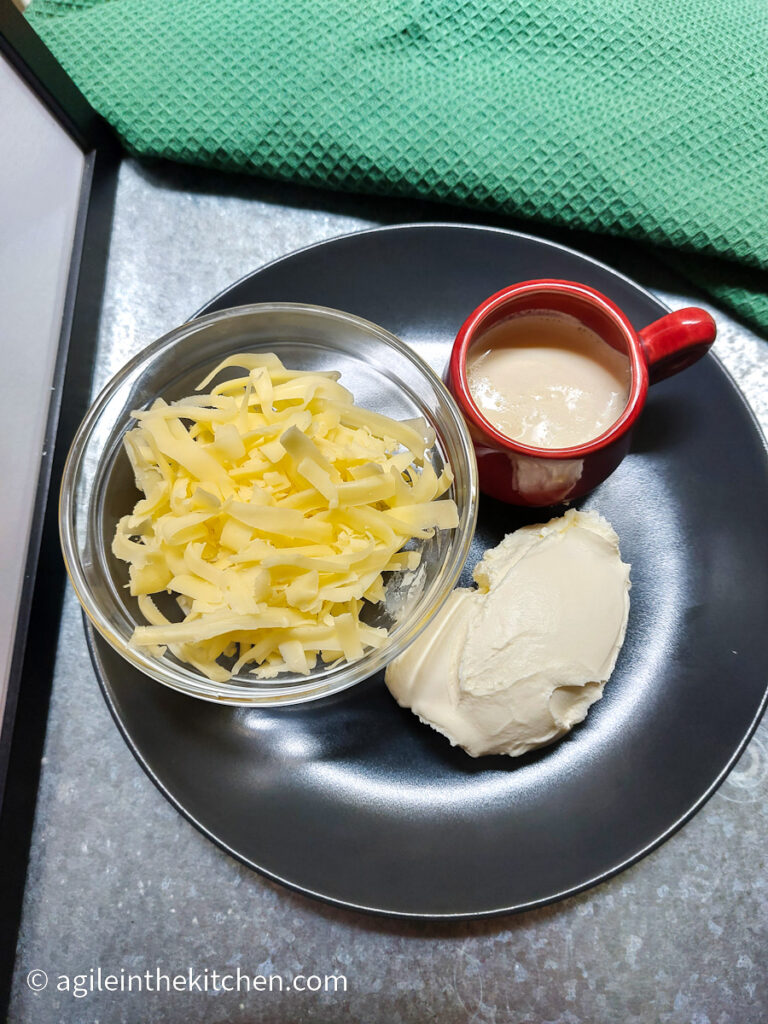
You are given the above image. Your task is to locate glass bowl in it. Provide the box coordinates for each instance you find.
[60,303,478,706]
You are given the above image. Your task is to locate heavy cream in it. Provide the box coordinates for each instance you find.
[385,509,630,758]
[466,312,631,448]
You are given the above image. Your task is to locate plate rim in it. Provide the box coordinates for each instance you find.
[91,221,768,920]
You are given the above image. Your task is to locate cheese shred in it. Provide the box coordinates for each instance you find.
[113,353,458,680]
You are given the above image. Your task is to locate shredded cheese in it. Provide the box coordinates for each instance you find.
[112,353,458,680]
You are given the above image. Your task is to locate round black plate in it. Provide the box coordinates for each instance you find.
[89,224,768,918]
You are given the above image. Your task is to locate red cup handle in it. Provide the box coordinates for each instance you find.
[638,307,717,385]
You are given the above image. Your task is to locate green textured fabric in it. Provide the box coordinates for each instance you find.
[27,0,768,333]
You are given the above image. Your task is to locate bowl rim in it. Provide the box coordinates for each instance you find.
[59,301,479,705]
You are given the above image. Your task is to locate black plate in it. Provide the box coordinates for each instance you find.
[89,224,768,918]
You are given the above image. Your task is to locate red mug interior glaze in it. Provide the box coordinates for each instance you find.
[448,280,716,507]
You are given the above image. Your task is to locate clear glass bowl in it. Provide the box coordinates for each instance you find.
[60,303,478,706]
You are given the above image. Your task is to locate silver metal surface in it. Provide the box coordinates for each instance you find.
[9,158,768,1023]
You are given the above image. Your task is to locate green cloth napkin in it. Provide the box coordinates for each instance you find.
[27,0,768,334]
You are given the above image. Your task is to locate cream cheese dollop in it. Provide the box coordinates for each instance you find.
[385,509,630,757]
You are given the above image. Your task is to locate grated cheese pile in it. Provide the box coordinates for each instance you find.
[112,353,458,681]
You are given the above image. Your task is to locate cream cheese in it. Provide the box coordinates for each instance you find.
[385,509,630,757]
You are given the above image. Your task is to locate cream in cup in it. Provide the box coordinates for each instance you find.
[465,310,631,450]
[448,279,716,506]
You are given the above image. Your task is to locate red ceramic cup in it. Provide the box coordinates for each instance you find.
[448,279,716,507]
